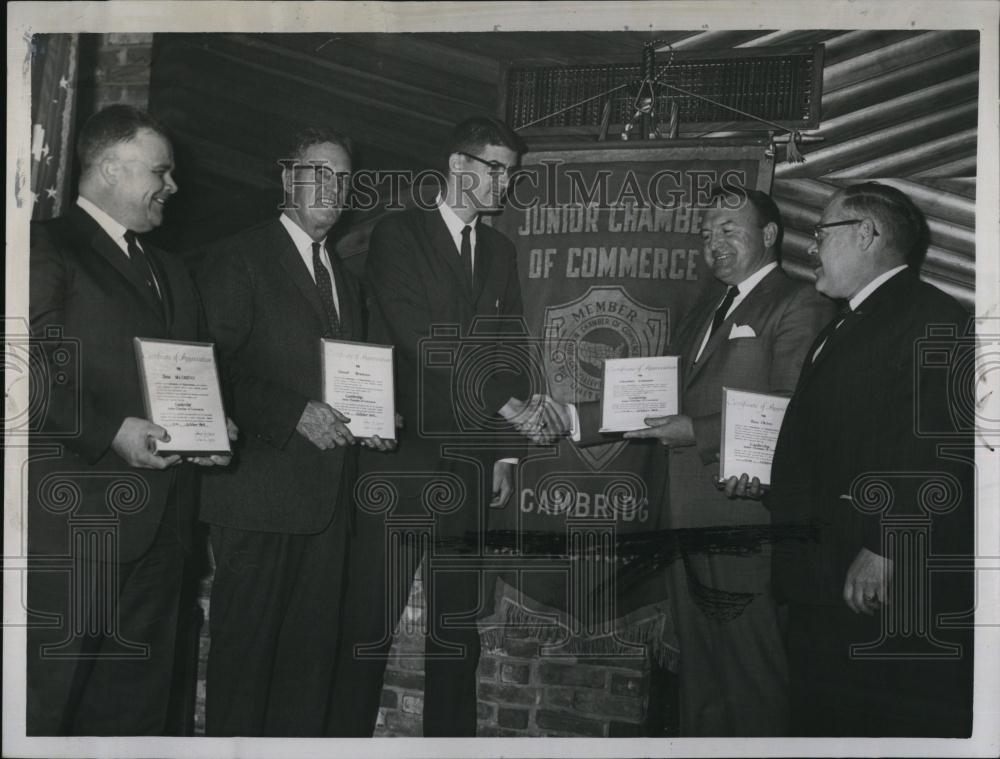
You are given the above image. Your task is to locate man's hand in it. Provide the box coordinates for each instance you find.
[721,473,767,500]
[500,394,571,444]
[622,414,696,447]
[295,400,355,450]
[360,413,403,452]
[844,546,893,615]
[490,460,514,508]
[111,417,181,469]
[187,416,239,467]
[361,435,397,452]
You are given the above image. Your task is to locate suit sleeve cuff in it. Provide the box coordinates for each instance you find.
[566,402,582,443]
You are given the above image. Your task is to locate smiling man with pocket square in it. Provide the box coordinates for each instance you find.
[623,187,834,735]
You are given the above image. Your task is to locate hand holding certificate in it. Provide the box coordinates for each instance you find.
[719,388,790,487]
[133,338,231,456]
[599,355,680,433]
[321,339,396,441]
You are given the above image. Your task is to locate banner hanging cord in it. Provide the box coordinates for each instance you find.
[515,82,631,131]
[651,72,806,162]
[512,48,807,163]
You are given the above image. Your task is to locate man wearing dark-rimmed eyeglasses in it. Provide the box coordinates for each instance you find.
[731,181,974,736]
[328,116,551,737]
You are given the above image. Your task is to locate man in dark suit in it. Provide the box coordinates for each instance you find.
[623,189,834,735]
[327,117,542,737]
[761,182,974,736]
[197,127,392,736]
[28,105,229,735]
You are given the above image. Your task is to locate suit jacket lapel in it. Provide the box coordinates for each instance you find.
[274,220,329,333]
[70,206,166,324]
[327,248,359,339]
[424,209,475,306]
[796,269,914,390]
[143,244,174,330]
[471,220,491,304]
[685,267,783,389]
[679,297,718,390]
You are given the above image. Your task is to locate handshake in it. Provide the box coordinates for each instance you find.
[499,394,574,445]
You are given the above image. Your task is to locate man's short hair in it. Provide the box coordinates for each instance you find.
[837,182,929,267]
[446,117,525,159]
[706,186,784,258]
[77,105,168,172]
[286,127,355,164]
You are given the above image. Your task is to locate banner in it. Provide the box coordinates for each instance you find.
[482,140,774,665]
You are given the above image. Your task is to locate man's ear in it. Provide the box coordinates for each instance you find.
[761,221,779,249]
[98,156,120,186]
[857,218,878,251]
[447,152,463,173]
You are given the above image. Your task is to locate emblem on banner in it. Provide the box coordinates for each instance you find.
[544,286,668,470]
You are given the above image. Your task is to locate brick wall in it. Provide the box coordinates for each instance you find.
[194,563,675,737]
[371,565,674,737]
[76,33,153,120]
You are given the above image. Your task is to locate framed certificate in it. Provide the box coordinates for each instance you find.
[321,339,396,440]
[719,387,790,486]
[133,338,231,456]
[599,355,680,433]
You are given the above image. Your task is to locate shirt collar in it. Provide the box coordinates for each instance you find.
[730,260,778,299]
[849,265,908,311]
[436,194,476,242]
[76,195,129,249]
[279,212,324,253]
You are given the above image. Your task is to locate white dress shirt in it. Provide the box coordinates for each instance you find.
[693,261,779,363]
[77,195,162,297]
[810,265,908,362]
[436,194,477,274]
[849,265,908,311]
[77,195,131,257]
[280,213,341,315]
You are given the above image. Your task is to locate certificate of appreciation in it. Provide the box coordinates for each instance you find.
[321,339,396,440]
[719,388,790,486]
[599,355,680,433]
[133,338,231,456]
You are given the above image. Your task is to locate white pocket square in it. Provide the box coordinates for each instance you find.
[728,324,757,339]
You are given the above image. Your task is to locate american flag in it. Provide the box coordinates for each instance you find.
[30,33,78,220]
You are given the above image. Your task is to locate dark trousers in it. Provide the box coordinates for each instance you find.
[26,505,186,736]
[204,506,349,737]
[667,547,789,736]
[327,503,484,737]
[786,603,973,737]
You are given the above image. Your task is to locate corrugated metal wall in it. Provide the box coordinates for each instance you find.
[150,30,978,308]
[663,29,978,308]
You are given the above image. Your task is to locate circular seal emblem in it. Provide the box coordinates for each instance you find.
[544,286,667,403]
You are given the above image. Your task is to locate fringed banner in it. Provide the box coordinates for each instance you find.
[488,141,775,670]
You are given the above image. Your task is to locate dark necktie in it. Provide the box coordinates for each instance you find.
[460,225,473,287]
[809,305,854,364]
[123,230,160,300]
[709,285,740,337]
[312,241,342,337]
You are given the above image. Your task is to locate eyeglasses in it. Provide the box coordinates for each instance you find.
[812,218,880,242]
[458,151,514,177]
